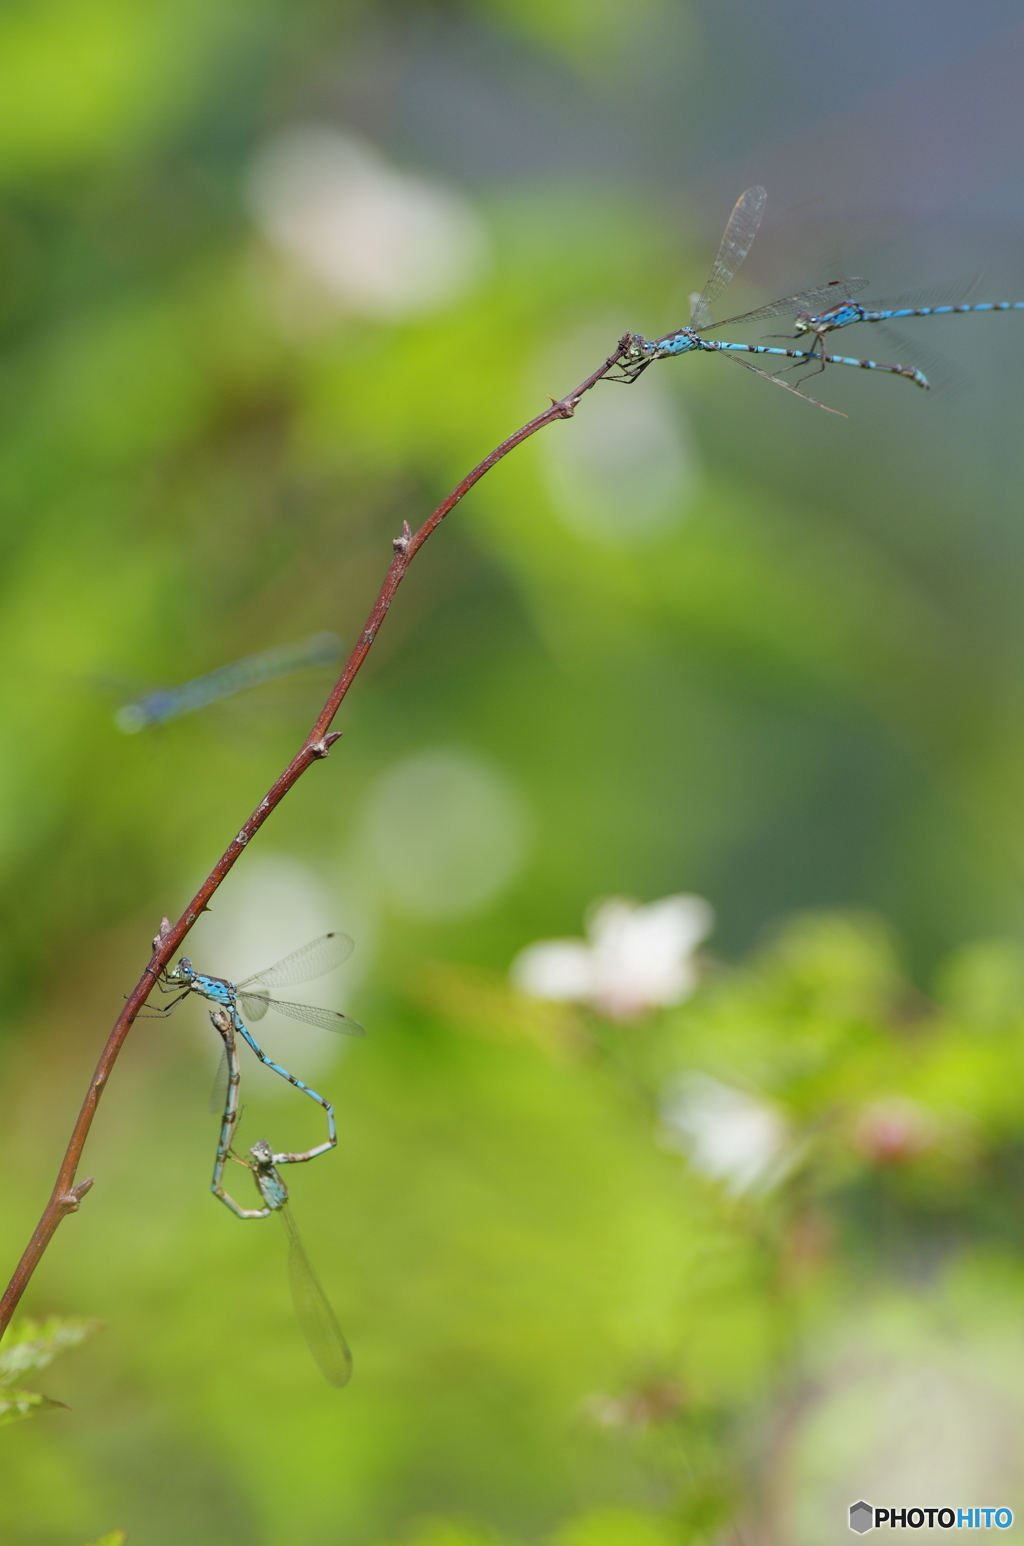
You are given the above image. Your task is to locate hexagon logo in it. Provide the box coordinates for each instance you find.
[849,1501,874,1534]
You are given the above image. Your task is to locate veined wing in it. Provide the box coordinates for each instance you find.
[690,186,767,332]
[853,275,982,316]
[719,352,846,416]
[237,932,354,992]
[281,1206,352,1388]
[238,992,365,1036]
[702,277,869,332]
[209,1046,231,1114]
[872,321,956,396]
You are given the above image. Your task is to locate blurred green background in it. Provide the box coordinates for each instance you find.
[5,1,1024,1541]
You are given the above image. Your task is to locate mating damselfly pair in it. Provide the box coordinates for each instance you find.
[618,185,1024,411]
[150,930,362,1387]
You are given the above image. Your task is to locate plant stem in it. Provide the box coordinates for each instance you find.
[0,337,629,1336]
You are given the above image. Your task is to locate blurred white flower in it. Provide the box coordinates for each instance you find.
[246,125,488,319]
[510,893,713,1020]
[660,1074,792,1195]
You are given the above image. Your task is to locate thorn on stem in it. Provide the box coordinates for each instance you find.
[310,732,342,759]
[392,520,413,554]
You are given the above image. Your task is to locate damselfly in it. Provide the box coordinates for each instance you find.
[115,632,341,733]
[788,288,1024,368]
[155,932,363,1159]
[208,1010,352,1388]
[619,187,929,410]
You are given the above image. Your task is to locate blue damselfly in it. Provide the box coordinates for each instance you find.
[155,932,363,1158]
[788,287,1024,372]
[619,188,929,409]
[208,1009,352,1387]
[115,632,341,733]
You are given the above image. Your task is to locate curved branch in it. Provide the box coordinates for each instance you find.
[0,337,629,1335]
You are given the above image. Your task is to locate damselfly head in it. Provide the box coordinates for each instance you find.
[622,333,653,362]
[166,956,195,982]
[249,1139,275,1169]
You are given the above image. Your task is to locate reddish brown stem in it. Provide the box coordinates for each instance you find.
[0,338,629,1337]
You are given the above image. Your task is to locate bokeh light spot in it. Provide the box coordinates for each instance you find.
[246,125,489,321]
[358,748,530,918]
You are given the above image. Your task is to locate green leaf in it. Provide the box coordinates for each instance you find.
[83,1533,128,1546]
[0,1386,68,1427]
[0,1314,101,1383]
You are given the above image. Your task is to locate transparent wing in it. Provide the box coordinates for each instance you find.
[237,992,269,1023]
[690,186,767,332]
[208,1047,230,1114]
[703,277,870,332]
[874,321,957,396]
[718,352,846,416]
[856,275,982,316]
[281,1206,352,1388]
[237,932,355,992]
[242,993,365,1036]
